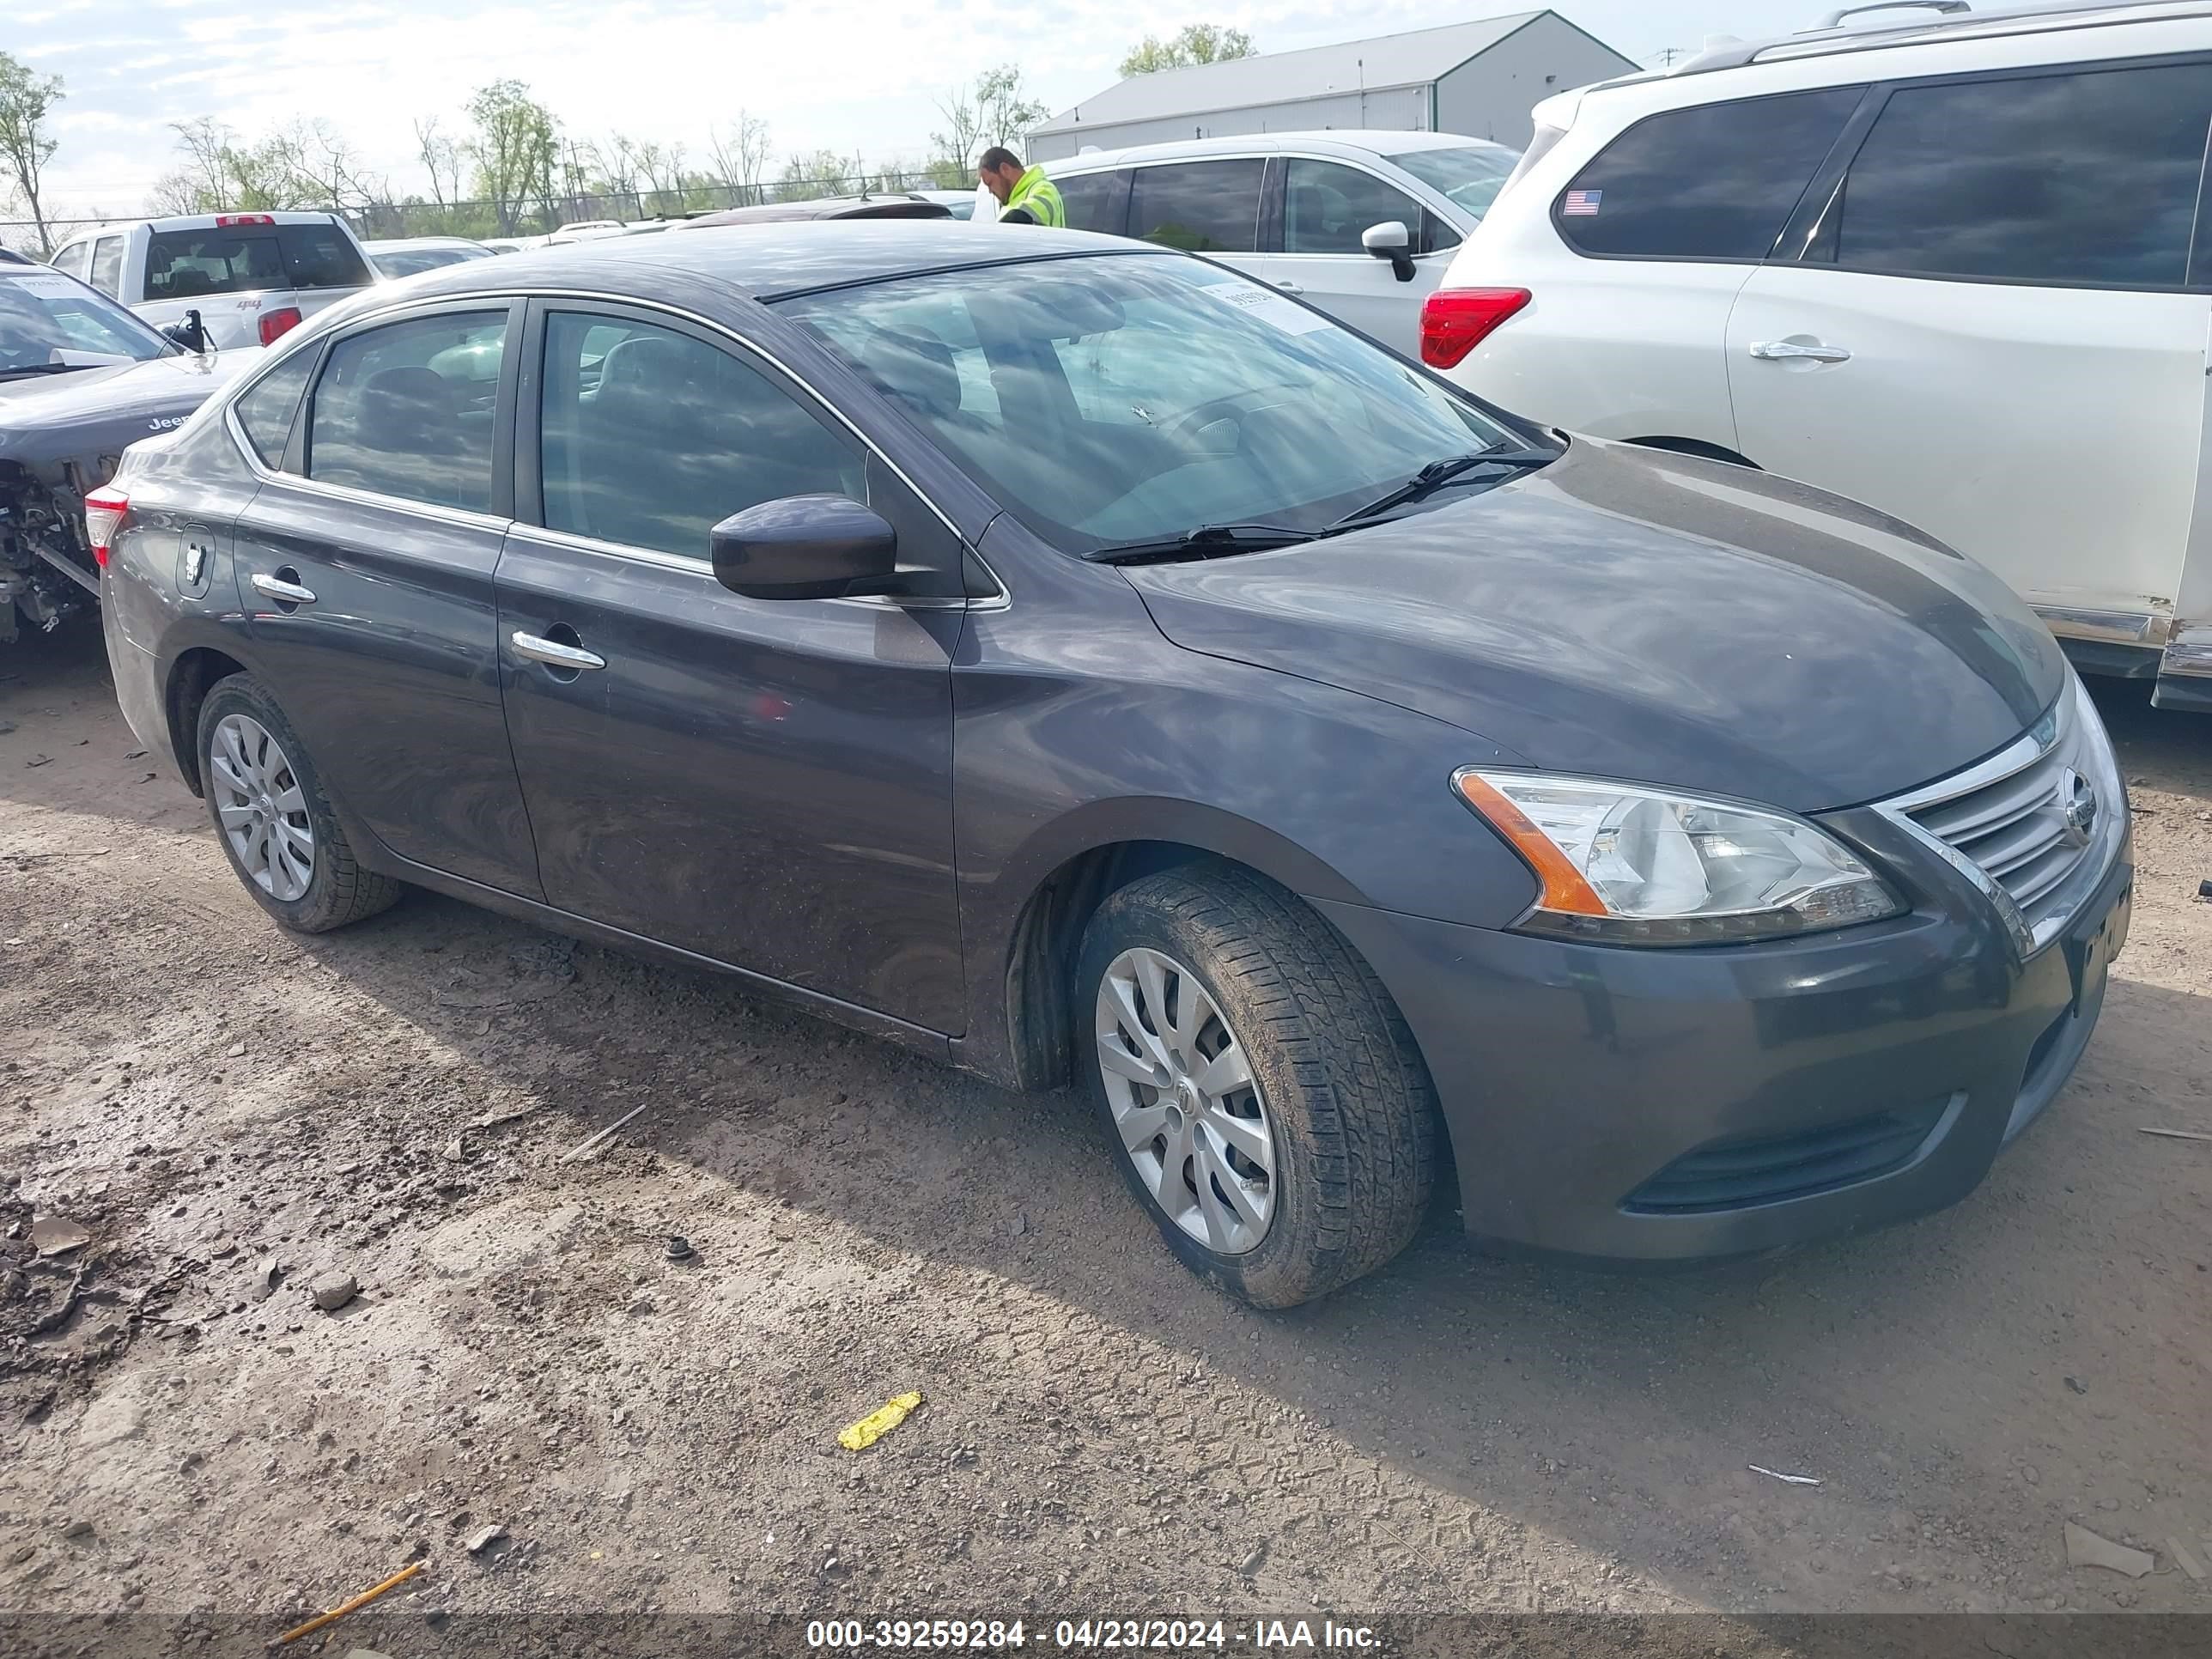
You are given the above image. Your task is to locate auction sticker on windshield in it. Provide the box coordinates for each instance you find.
[1198,280,1334,337]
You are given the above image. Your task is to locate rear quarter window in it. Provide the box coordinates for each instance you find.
[1556,88,1865,259]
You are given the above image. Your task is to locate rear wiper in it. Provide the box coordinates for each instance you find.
[1328,446,1556,531]
[1082,522,1317,565]
[0,362,82,381]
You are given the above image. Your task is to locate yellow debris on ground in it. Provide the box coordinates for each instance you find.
[838,1391,923,1451]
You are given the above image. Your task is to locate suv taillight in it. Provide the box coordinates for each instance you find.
[258,307,303,346]
[82,488,129,569]
[1419,288,1531,368]
[216,214,276,228]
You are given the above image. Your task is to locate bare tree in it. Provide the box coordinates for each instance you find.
[933,64,1047,176]
[930,86,987,178]
[0,52,63,254]
[706,111,772,203]
[414,114,464,208]
[276,118,383,211]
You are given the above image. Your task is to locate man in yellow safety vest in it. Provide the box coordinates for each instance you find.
[978,147,1066,228]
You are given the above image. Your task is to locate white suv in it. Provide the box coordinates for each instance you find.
[1047,131,1520,357]
[49,211,377,351]
[1425,0,2212,712]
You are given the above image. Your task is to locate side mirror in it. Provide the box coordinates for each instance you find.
[710,495,898,601]
[1361,221,1417,283]
[162,308,210,355]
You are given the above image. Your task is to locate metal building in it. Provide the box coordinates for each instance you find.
[1030,10,1639,161]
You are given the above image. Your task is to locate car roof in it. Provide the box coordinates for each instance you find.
[365,221,1151,306]
[1051,129,1516,173]
[681,197,955,228]
[1600,0,2207,83]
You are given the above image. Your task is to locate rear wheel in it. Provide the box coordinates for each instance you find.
[1077,866,1438,1308]
[196,675,401,933]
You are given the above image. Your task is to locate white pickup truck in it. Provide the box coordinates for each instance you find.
[47,211,377,352]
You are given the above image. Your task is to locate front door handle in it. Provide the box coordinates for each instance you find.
[249,571,316,605]
[1749,339,1852,363]
[1274,280,1305,295]
[511,629,606,672]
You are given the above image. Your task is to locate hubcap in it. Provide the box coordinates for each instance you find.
[1094,946,1276,1255]
[208,713,314,902]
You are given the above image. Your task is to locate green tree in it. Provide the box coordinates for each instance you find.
[1120,24,1256,76]
[465,79,559,234]
[0,52,64,253]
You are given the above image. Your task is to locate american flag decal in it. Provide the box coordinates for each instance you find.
[1562,189,1602,216]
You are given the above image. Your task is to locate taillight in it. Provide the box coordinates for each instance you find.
[82,488,129,569]
[1419,288,1531,369]
[216,214,276,228]
[258,307,303,346]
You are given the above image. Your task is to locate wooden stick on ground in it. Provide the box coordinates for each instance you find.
[276,1560,424,1645]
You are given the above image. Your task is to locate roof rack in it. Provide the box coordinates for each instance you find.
[1666,0,2203,76]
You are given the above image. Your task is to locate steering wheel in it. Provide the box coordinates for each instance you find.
[1154,381,1308,453]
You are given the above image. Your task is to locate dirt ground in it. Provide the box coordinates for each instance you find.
[1,621,2208,1650]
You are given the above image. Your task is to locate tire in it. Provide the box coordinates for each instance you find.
[1076,865,1438,1308]
[195,674,403,933]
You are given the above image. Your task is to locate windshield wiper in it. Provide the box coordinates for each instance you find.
[1082,523,1317,565]
[1328,445,1556,531]
[0,362,84,381]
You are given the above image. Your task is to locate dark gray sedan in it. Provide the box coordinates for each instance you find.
[98,225,2131,1305]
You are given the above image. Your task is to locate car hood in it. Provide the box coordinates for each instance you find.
[0,349,264,469]
[1121,439,2064,812]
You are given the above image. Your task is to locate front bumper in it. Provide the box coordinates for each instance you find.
[1312,827,2132,1261]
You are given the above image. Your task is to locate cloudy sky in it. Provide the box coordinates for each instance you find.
[17,0,1807,221]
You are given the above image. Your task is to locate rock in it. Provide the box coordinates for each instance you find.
[6,1543,32,1565]
[627,1293,656,1317]
[226,1042,246,1060]
[2169,1536,2208,1583]
[464,1524,507,1553]
[310,1272,358,1311]
[30,1217,90,1257]
[441,1136,467,1162]
[57,1519,92,1539]
[2065,1522,2154,1577]
[2064,1376,2087,1395]
[1238,1542,1268,1577]
[2021,1464,2040,1486]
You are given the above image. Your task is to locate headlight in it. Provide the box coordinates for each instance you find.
[1453,769,1903,945]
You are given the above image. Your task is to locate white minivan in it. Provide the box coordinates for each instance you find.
[1425,0,2212,711]
[49,211,377,351]
[1047,131,1519,356]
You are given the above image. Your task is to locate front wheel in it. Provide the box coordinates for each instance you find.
[1077,866,1438,1308]
[196,674,402,933]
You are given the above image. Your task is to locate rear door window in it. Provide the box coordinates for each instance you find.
[1280,160,1426,255]
[144,222,372,302]
[304,309,508,512]
[1556,88,1865,259]
[1128,159,1265,252]
[89,236,124,297]
[52,241,91,281]
[1820,63,2212,288]
[1057,170,1125,235]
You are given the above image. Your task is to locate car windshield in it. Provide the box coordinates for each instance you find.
[0,267,171,372]
[775,252,1534,552]
[371,246,477,278]
[1385,145,1519,219]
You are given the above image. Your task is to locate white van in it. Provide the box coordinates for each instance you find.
[1424,0,2212,711]
[50,212,378,351]
[1047,131,1519,356]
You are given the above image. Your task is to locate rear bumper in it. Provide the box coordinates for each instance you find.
[1311,833,2132,1262]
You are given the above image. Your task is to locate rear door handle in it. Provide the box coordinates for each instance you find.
[249,571,316,605]
[511,629,606,672]
[1749,340,1851,363]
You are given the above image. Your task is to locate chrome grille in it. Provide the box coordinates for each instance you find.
[1877,680,2124,952]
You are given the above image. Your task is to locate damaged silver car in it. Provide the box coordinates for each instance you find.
[0,252,262,646]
